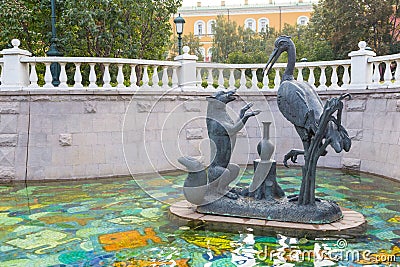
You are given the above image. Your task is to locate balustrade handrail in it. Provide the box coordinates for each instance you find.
[197,59,351,69]
[20,56,180,67]
[368,53,400,63]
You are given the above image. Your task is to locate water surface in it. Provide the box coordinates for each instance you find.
[0,167,399,266]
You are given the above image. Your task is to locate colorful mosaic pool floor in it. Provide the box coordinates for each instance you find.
[0,167,399,266]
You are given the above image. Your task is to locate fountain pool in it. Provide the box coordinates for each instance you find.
[0,167,398,266]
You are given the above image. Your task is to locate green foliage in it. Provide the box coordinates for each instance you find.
[0,0,181,60]
[211,15,277,64]
[211,15,240,62]
[280,23,334,62]
[58,0,181,59]
[182,33,204,61]
[309,0,398,58]
[0,0,49,55]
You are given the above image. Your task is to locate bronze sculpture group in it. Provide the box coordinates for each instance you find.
[179,36,351,224]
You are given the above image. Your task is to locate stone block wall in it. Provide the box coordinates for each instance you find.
[0,89,399,182]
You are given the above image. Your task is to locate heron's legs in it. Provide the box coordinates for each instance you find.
[283,149,305,167]
[287,194,321,202]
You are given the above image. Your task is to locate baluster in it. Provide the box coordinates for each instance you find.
[103,64,111,88]
[318,66,327,90]
[330,66,339,90]
[58,63,68,88]
[371,62,380,85]
[217,68,224,89]
[250,69,258,90]
[197,68,203,88]
[74,63,83,88]
[0,63,3,85]
[172,67,178,89]
[116,64,125,88]
[89,63,97,88]
[28,63,38,88]
[43,62,53,88]
[383,60,392,85]
[206,68,214,90]
[394,60,400,85]
[130,65,138,90]
[162,66,169,89]
[273,68,281,90]
[228,69,235,90]
[308,67,315,87]
[343,65,350,86]
[142,65,150,89]
[262,69,269,90]
[239,69,247,90]
[151,65,161,90]
[297,67,303,82]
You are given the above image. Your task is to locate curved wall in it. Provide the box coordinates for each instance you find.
[0,89,398,182]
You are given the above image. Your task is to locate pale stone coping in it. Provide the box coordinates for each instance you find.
[196,59,351,70]
[369,53,400,62]
[170,200,366,232]
[0,87,399,97]
[20,56,180,67]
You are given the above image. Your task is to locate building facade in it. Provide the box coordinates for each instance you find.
[173,0,317,61]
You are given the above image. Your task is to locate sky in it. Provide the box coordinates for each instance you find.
[181,0,318,7]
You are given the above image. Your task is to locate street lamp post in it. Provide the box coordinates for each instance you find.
[174,14,185,55]
[46,0,63,86]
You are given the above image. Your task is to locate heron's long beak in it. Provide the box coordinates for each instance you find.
[263,47,281,76]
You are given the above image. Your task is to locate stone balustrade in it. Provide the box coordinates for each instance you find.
[0,39,400,92]
[196,60,351,91]
[369,53,400,88]
[20,57,180,90]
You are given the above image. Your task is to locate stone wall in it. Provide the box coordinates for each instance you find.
[0,88,399,182]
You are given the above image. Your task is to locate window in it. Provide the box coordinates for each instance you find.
[198,24,203,35]
[207,20,216,35]
[258,18,269,32]
[194,20,206,36]
[297,16,309,25]
[244,18,256,32]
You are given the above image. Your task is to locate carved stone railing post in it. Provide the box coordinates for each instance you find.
[348,41,376,89]
[0,39,31,90]
[174,46,198,91]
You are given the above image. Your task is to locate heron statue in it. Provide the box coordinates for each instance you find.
[264,36,351,205]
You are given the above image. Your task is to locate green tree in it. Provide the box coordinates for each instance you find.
[226,28,276,65]
[211,15,277,64]
[0,0,181,60]
[211,15,240,62]
[309,0,397,58]
[182,33,204,61]
[280,23,334,62]
[58,0,181,59]
[0,0,49,55]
